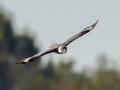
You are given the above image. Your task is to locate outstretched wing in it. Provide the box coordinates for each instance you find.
[16,48,57,64]
[62,20,98,46]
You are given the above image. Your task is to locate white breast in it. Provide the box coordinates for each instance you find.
[58,46,64,54]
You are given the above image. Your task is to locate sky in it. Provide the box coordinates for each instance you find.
[0,0,120,71]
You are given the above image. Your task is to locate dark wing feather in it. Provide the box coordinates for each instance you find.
[16,48,57,64]
[62,20,98,46]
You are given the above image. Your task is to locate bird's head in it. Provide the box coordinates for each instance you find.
[58,46,67,54]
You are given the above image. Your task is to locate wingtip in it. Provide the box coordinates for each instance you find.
[96,20,99,23]
[16,61,27,64]
[94,20,99,25]
[92,20,99,29]
[16,61,22,64]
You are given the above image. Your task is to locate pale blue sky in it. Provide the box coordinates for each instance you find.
[0,0,120,71]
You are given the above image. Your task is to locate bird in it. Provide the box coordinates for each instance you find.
[16,20,98,64]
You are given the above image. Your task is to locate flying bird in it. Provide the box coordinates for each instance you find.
[16,20,98,64]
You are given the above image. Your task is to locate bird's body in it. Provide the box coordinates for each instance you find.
[16,20,98,64]
[50,44,67,54]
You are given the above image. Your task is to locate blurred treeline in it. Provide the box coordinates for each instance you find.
[0,8,120,90]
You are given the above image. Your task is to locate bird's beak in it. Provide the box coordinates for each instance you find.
[64,49,66,54]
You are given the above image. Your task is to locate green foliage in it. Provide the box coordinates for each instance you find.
[0,7,120,90]
[0,8,40,90]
